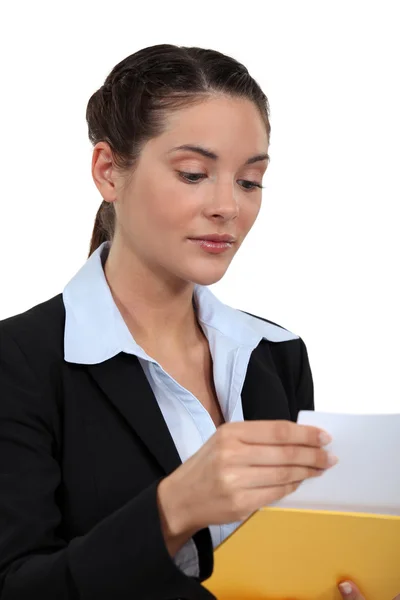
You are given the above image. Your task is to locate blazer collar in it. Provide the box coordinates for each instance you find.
[87,354,184,474]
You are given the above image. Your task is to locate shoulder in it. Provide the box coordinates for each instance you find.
[238,308,303,351]
[240,308,312,381]
[242,309,314,413]
[0,294,66,375]
[0,295,66,451]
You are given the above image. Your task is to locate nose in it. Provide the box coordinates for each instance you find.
[204,180,239,222]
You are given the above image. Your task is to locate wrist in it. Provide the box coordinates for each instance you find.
[157,475,198,540]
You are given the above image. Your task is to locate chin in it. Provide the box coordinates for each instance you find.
[185,265,231,287]
[169,253,235,286]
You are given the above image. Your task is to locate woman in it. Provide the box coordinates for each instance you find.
[0,43,380,600]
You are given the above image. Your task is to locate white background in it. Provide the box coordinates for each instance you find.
[0,1,399,414]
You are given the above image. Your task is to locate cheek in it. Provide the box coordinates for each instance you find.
[239,198,261,232]
[146,184,197,232]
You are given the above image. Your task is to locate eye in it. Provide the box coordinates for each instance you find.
[238,180,264,191]
[177,172,264,191]
[178,172,206,183]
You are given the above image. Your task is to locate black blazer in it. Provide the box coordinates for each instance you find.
[0,293,314,600]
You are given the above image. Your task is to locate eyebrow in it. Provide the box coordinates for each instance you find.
[167,144,270,165]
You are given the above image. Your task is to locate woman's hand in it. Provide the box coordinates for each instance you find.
[339,580,400,599]
[157,419,336,554]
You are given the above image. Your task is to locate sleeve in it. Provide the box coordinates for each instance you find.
[295,337,315,415]
[0,326,215,600]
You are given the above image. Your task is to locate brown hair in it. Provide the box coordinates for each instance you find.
[86,43,271,257]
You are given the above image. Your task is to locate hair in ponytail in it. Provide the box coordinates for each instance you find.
[88,200,115,258]
[86,44,271,257]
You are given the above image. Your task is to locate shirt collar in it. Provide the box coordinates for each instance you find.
[62,242,298,365]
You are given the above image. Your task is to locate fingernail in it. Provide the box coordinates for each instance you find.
[339,581,353,596]
[328,452,339,466]
[319,431,332,446]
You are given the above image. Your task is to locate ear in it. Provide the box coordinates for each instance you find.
[91,142,118,203]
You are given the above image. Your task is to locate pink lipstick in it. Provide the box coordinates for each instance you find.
[188,233,236,255]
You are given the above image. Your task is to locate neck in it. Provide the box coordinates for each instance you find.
[103,239,203,352]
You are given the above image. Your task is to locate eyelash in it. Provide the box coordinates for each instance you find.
[177,171,265,191]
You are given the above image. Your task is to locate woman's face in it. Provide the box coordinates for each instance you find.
[96,95,269,286]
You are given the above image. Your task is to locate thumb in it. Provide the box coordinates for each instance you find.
[338,581,365,599]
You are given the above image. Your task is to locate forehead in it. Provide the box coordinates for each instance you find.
[146,95,269,160]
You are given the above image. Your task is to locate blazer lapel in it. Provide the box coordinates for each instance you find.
[87,353,182,475]
[242,340,292,421]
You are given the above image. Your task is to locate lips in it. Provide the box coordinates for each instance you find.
[188,234,236,243]
[187,237,235,254]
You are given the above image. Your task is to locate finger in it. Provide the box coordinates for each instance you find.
[230,420,332,448]
[239,480,303,511]
[259,480,303,505]
[239,444,337,470]
[338,580,365,599]
[232,465,324,489]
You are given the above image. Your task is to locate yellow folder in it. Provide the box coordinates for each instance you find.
[203,507,400,599]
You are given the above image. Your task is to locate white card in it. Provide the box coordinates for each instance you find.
[272,411,400,515]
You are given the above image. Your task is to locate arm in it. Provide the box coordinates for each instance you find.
[295,336,315,414]
[0,326,214,600]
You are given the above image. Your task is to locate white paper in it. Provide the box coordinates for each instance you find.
[272,411,400,516]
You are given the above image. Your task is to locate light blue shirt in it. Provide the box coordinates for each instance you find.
[62,241,299,577]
